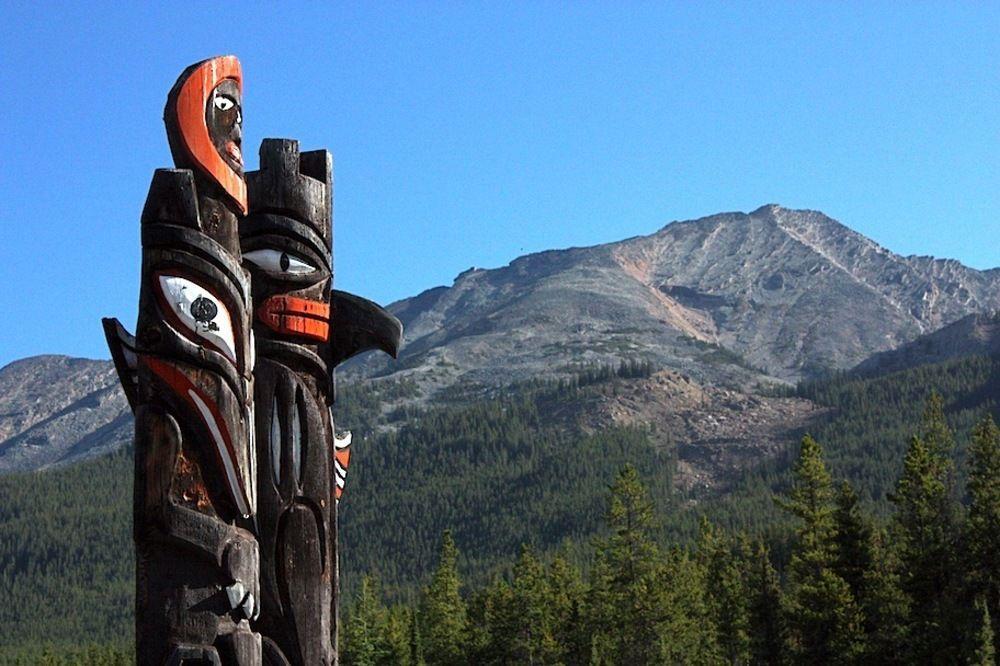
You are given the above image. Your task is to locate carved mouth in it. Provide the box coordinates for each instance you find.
[257,295,330,342]
[226,141,243,166]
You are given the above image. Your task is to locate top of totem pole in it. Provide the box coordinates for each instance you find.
[246,138,333,246]
[164,55,248,214]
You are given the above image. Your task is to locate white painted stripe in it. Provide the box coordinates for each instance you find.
[188,389,250,517]
[335,460,348,478]
[334,431,352,449]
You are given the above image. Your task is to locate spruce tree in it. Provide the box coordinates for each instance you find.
[832,480,873,604]
[420,530,468,666]
[698,519,751,664]
[547,552,586,664]
[509,545,559,663]
[748,543,785,665]
[589,464,669,664]
[779,435,865,663]
[859,528,910,664]
[890,394,961,662]
[968,415,1000,640]
[970,597,996,666]
[343,575,390,666]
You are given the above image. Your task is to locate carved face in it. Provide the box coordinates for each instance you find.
[167,55,247,213]
[207,78,243,178]
[243,226,331,343]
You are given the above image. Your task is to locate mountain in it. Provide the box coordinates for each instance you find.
[351,204,1000,394]
[1,204,997,476]
[852,310,1000,377]
[0,355,131,474]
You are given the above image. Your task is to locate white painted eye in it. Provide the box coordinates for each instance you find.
[157,275,237,362]
[214,95,236,112]
[243,249,317,275]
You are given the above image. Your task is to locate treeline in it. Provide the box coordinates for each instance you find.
[697,354,1000,543]
[341,395,1000,665]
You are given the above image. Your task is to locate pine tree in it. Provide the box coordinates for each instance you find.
[508,545,560,663]
[748,543,785,665]
[592,464,666,664]
[408,608,426,666]
[968,415,1000,640]
[859,528,910,664]
[420,530,468,666]
[832,480,873,604]
[343,575,390,666]
[970,597,996,666]
[658,546,723,665]
[779,435,865,664]
[547,551,586,664]
[698,519,751,664]
[890,394,961,662]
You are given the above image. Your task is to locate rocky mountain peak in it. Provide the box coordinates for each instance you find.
[349,206,999,393]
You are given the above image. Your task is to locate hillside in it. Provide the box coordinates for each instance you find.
[351,204,1000,393]
[2,205,997,476]
[3,352,998,656]
[852,310,1000,377]
[0,356,130,474]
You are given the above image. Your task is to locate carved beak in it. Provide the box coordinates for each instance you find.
[257,295,330,342]
[328,290,403,367]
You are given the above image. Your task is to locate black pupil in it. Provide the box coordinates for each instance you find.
[191,297,218,322]
[280,253,290,271]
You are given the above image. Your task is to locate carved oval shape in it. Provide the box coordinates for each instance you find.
[270,395,282,489]
[156,274,237,362]
[243,248,317,276]
[291,388,303,488]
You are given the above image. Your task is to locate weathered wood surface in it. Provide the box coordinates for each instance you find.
[106,56,260,665]
[244,139,401,666]
[102,59,403,666]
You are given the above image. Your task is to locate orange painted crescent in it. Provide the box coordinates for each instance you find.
[176,55,247,214]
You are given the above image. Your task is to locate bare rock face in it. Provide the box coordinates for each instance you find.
[0,355,131,473]
[2,205,997,475]
[543,369,823,496]
[351,204,1000,392]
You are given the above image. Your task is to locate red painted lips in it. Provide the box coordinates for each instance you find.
[257,295,330,342]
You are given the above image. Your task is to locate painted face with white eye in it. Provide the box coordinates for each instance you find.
[207,78,243,176]
[157,275,238,362]
[243,249,317,276]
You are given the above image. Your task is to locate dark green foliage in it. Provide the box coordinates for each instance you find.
[419,530,468,666]
[748,543,785,664]
[832,480,874,606]
[339,375,673,597]
[968,415,1000,641]
[3,355,1000,662]
[779,435,865,663]
[0,448,133,654]
[890,394,963,662]
[969,597,997,666]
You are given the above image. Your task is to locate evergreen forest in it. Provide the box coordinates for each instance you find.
[0,354,998,664]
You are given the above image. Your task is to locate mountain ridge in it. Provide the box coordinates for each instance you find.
[1,204,997,474]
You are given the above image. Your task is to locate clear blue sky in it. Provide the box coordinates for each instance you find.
[1,2,997,367]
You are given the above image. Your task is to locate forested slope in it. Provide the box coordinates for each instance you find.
[1,354,998,661]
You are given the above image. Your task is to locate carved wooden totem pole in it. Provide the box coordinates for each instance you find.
[104,56,261,664]
[104,57,402,665]
[243,139,401,665]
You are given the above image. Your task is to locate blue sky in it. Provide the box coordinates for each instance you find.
[1,2,997,366]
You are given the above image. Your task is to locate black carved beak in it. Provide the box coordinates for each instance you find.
[328,290,403,368]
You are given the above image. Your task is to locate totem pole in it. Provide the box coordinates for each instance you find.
[243,139,401,665]
[103,56,260,664]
